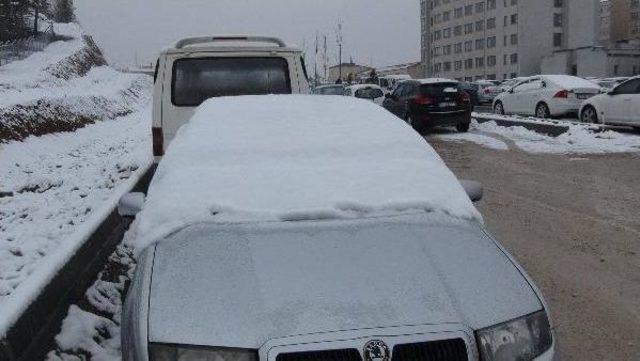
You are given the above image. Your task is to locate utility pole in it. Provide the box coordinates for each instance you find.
[337,20,343,82]
[323,35,328,80]
[314,31,318,87]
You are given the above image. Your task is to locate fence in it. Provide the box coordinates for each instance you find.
[0,24,56,66]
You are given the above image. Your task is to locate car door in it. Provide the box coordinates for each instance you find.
[383,84,405,116]
[504,81,528,114]
[606,79,640,124]
[520,78,544,116]
[400,83,418,117]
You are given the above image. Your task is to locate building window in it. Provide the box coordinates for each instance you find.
[465,5,473,15]
[465,23,474,34]
[476,38,485,49]
[554,0,563,8]
[510,53,518,64]
[465,59,474,69]
[553,33,563,47]
[554,13,563,27]
[487,36,496,48]
[511,33,518,45]
[487,55,497,67]
[487,18,496,29]
[476,20,485,31]
[476,57,485,68]
[511,14,518,25]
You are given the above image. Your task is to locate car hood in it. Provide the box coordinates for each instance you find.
[147,215,541,348]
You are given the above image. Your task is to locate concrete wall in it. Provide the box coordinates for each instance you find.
[565,0,601,48]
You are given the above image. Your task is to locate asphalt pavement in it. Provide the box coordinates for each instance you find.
[428,135,640,361]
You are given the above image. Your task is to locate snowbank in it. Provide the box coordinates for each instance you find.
[474,120,640,154]
[0,106,152,337]
[129,95,481,251]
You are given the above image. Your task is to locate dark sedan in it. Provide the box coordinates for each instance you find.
[382,78,472,133]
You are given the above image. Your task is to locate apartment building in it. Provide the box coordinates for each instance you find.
[420,0,600,81]
[610,0,640,42]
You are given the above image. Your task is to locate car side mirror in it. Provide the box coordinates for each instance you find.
[508,89,514,94]
[118,192,146,217]
[460,180,483,202]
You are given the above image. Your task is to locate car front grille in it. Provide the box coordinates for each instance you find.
[275,339,468,361]
[276,348,362,361]
[392,339,468,361]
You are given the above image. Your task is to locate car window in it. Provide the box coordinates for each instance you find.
[172,57,291,106]
[613,79,640,94]
[419,82,459,96]
[392,84,404,97]
[315,86,344,95]
[402,84,417,97]
[511,81,531,93]
[355,87,384,99]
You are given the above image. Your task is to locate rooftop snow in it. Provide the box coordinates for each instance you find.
[130,95,481,250]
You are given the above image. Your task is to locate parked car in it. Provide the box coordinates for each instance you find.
[121,95,555,361]
[493,75,601,118]
[579,76,640,129]
[345,84,385,105]
[458,81,481,105]
[382,78,472,133]
[313,84,346,95]
[151,35,310,159]
[594,77,629,91]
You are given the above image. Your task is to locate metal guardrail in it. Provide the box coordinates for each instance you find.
[0,24,56,66]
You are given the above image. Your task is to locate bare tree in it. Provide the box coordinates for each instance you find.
[53,0,74,23]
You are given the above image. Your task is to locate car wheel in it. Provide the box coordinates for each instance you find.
[535,103,551,119]
[456,122,470,133]
[494,101,505,115]
[580,105,599,124]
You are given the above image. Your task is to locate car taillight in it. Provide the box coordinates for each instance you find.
[413,94,433,105]
[458,91,471,103]
[554,90,569,99]
[484,88,491,94]
[152,127,164,156]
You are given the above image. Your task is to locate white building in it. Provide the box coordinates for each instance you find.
[420,0,601,81]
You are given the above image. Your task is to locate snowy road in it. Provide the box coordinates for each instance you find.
[0,106,151,335]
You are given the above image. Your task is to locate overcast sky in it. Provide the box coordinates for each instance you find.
[75,0,420,70]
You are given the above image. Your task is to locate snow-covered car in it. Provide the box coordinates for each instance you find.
[345,84,385,105]
[151,36,310,159]
[579,76,640,129]
[595,77,630,90]
[120,95,555,361]
[493,75,601,118]
[313,84,346,95]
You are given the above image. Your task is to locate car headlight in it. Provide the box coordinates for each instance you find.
[149,344,258,361]
[476,311,553,361]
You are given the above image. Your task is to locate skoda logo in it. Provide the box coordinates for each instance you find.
[363,340,390,361]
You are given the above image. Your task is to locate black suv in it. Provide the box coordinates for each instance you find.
[382,79,472,133]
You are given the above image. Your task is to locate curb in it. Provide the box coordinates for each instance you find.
[473,114,570,137]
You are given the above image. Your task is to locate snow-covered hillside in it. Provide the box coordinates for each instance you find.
[0,23,150,142]
[0,22,152,337]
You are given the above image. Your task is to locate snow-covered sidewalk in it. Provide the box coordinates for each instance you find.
[435,119,640,154]
[0,105,151,335]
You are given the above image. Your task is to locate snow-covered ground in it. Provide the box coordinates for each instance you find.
[0,105,152,336]
[47,244,135,361]
[435,119,640,154]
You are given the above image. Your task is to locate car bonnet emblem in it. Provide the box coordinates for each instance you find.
[363,340,390,361]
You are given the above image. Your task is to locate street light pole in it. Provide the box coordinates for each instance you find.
[337,20,343,82]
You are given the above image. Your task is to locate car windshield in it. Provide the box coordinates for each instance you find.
[314,86,345,95]
[172,57,291,106]
[419,82,459,96]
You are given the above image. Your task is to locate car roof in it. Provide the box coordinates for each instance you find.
[131,95,481,249]
[161,35,302,55]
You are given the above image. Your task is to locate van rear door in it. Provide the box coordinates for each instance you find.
[161,54,295,146]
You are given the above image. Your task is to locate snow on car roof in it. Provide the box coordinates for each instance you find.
[541,75,599,89]
[130,95,481,250]
[346,84,383,91]
[415,78,459,85]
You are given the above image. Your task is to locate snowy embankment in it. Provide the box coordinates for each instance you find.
[436,118,640,154]
[0,23,149,142]
[0,21,152,338]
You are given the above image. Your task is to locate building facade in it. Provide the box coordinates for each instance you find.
[328,63,373,83]
[609,0,640,42]
[420,0,601,81]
